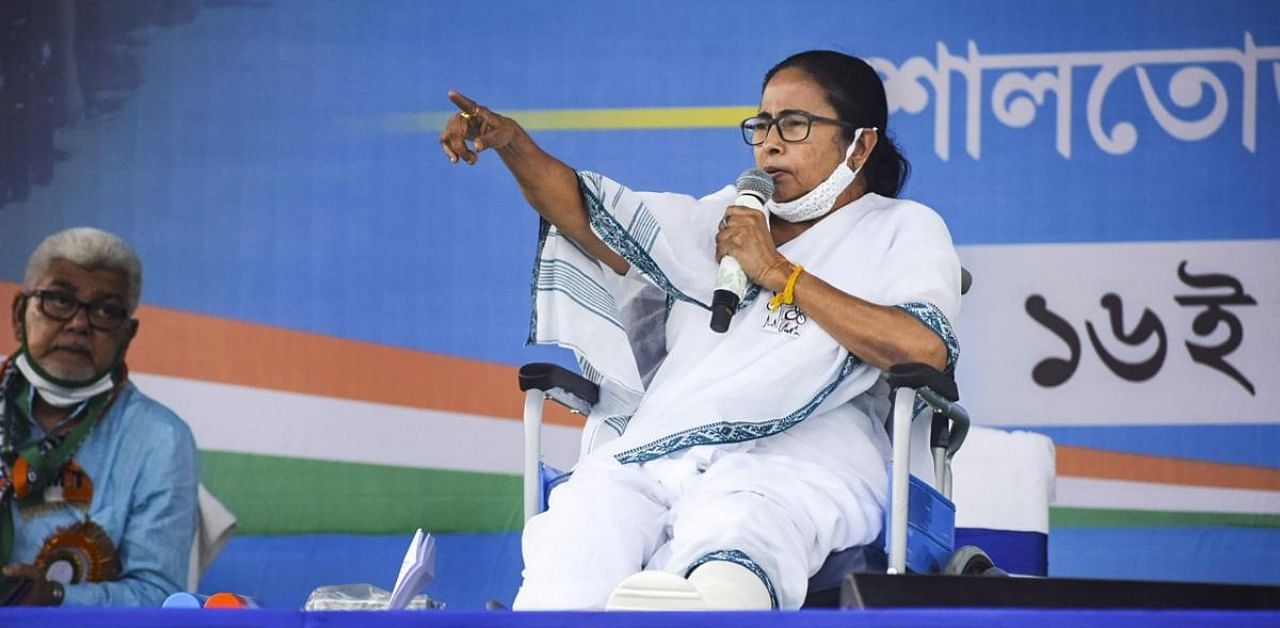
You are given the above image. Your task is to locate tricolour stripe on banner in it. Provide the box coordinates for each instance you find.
[7,281,1278,536]
[0,281,583,428]
[131,372,584,474]
[132,372,585,536]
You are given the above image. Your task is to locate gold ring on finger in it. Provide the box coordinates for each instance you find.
[459,110,474,121]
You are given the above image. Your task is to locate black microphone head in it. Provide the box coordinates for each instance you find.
[735,168,775,203]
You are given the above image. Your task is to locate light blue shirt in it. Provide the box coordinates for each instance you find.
[9,382,198,607]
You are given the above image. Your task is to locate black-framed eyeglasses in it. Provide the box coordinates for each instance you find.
[24,290,130,331]
[740,111,858,146]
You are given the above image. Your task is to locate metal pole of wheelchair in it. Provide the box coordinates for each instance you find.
[933,444,949,499]
[918,387,970,501]
[523,389,545,523]
[887,386,916,574]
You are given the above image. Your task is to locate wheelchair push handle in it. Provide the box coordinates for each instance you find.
[917,388,970,457]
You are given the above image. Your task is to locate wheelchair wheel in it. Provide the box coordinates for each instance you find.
[943,545,1005,576]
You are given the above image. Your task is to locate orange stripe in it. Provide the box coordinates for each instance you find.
[1057,445,1280,492]
[0,281,583,427]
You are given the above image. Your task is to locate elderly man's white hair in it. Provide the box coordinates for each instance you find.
[23,227,144,314]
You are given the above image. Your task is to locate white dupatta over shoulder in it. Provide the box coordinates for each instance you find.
[530,172,961,466]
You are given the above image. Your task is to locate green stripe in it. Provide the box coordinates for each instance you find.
[388,105,757,133]
[1051,507,1280,529]
[200,451,522,535]
[203,451,1280,535]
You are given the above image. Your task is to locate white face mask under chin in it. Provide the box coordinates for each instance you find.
[766,127,870,222]
[15,353,115,408]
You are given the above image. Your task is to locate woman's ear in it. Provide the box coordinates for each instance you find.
[849,128,879,169]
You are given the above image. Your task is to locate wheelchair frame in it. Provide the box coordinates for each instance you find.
[518,360,975,578]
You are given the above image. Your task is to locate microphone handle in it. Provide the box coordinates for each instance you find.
[709,193,767,333]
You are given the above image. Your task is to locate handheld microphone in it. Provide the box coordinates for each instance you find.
[710,168,775,333]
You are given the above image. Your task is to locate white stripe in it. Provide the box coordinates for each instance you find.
[1055,476,1280,515]
[131,373,583,475]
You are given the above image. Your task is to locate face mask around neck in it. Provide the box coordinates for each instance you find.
[766,127,873,222]
[14,350,115,409]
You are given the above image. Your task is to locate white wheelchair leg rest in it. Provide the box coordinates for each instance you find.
[605,562,771,611]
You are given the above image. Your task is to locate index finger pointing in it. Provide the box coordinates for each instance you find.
[448,90,479,114]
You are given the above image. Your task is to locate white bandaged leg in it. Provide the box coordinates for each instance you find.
[512,455,672,610]
[605,571,705,610]
[661,448,885,609]
[687,561,771,609]
[604,561,770,611]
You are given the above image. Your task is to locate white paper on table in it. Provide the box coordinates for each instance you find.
[387,528,437,610]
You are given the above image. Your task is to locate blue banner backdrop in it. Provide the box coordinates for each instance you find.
[2,0,1277,600]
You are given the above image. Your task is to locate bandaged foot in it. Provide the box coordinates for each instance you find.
[605,562,771,611]
[605,571,705,610]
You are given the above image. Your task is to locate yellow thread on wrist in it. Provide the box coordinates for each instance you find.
[768,264,804,311]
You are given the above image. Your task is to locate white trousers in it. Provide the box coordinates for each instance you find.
[513,405,889,610]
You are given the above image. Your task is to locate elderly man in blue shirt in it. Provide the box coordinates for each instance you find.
[1,227,198,606]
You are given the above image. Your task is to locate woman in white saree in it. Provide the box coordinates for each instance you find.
[440,51,961,611]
